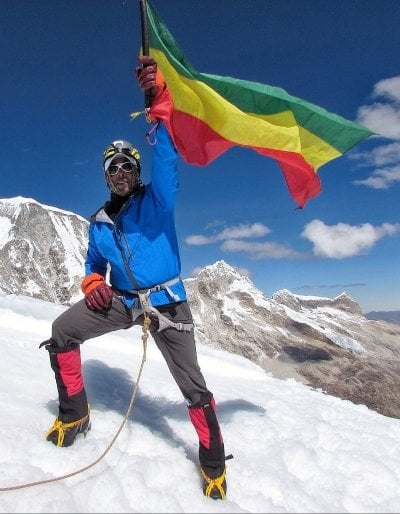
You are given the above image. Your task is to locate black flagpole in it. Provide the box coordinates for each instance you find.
[139,0,151,108]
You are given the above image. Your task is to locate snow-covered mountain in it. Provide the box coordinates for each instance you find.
[185,260,400,419]
[1,196,400,420]
[0,196,88,304]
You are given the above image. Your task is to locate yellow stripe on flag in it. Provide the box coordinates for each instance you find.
[151,48,341,170]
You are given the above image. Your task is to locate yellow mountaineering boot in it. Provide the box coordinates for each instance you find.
[46,409,91,447]
[201,467,227,500]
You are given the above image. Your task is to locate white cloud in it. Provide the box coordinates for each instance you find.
[221,239,303,260]
[351,142,400,167]
[190,266,203,277]
[353,166,400,189]
[185,223,270,246]
[234,265,252,277]
[185,215,400,263]
[357,103,400,140]
[372,76,400,103]
[216,223,270,240]
[185,234,213,245]
[352,77,400,190]
[185,222,302,260]
[301,219,400,259]
[356,76,400,140]
[370,142,400,165]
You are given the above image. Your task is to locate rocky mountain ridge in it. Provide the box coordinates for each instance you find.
[0,196,88,304]
[185,260,400,419]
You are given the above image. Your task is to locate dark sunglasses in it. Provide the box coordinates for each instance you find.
[107,162,137,176]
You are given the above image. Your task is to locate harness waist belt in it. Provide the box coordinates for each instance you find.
[119,276,192,333]
[123,276,181,299]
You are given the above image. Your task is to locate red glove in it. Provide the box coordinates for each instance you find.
[135,56,166,104]
[81,273,113,311]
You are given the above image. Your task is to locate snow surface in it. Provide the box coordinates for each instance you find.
[0,217,11,249]
[1,292,400,513]
[282,305,366,354]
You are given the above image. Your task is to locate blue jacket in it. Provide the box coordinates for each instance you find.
[85,122,187,309]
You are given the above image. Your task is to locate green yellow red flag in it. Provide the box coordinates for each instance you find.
[141,0,373,208]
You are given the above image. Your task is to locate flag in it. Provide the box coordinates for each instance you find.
[141,1,373,208]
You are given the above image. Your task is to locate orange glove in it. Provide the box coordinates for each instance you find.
[81,273,113,311]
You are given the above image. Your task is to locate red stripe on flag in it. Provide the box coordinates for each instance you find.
[151,94,321,208]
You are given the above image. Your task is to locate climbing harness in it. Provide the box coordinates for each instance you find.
[125,277,193,333]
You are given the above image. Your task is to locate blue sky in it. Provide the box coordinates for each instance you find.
[1,0,399,313]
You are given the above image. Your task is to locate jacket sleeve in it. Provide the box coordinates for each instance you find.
[149,121,179,210]
[84,223,108,277]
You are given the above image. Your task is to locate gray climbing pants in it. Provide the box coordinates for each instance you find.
[44,295,211,409]
[42,295,226,477]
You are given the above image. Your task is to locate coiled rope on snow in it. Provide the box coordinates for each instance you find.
[0,312,151,492]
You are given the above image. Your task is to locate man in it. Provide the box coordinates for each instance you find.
[39,56,227,500]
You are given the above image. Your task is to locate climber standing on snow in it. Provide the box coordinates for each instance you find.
[39,56,228,500]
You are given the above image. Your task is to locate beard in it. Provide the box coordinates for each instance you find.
[107,169,141,196]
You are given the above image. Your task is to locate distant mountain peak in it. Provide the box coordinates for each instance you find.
[201,259,240,276]
[195,259,261,297]
[2,195,38,205]
[0,196,88,222]
[272,289,362,315]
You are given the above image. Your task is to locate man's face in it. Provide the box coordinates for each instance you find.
[108,156,137,196]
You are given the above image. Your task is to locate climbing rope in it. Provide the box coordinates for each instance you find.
[0,311,151,492]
